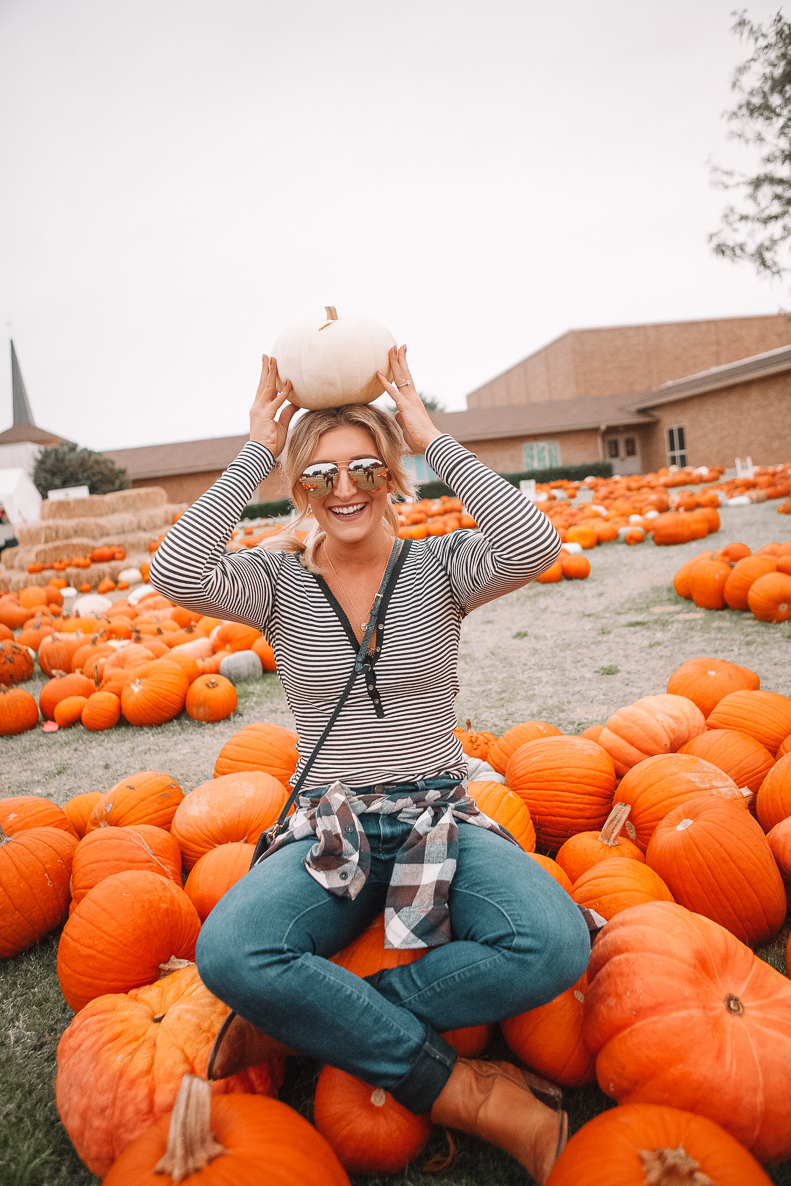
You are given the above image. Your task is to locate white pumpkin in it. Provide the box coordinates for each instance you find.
[272,306,397,409]
[118,567,143,585]
[71,593,113,614]
[219,650,263,684]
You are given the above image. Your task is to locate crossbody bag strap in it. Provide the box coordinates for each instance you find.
[250,538,410,867]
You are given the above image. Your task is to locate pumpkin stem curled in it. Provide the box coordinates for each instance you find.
[153,1074,225,1182]
[422,1129,458,1174]
[597,802,631,847]
[638,1146,713,1185]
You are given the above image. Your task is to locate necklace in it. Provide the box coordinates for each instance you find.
[323,541,390,631]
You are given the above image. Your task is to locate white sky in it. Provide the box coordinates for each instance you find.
[0,0,786,452]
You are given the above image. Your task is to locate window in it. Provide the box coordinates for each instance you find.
[405,455,436,484]
[625,437,636,457]
[606,439,620,460]
[667,425,687,467]
[523,440,560,470]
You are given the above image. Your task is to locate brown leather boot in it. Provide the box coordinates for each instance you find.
[206,1011,294,1081]
[430,1059,567,1185]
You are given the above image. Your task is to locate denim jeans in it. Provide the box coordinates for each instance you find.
[196,803,590,1114]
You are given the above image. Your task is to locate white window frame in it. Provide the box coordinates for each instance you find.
[667,425,687,467]
[523,440,561,470]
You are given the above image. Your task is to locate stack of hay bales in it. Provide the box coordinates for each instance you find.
[0,487,187,593]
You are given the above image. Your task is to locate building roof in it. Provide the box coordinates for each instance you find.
[103,434,251,479]
[631,344,791,409]
[431,395,654,443]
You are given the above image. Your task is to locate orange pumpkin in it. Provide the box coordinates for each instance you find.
[502,973,595,1088]
[571,856,674,920]
[555,802,644,884]
[56,870,201,1012]
[39,671,95,720]
[766,817,791,884]
[56,971,288,1180]
[102,643,156,675]
[17,619,54,650]
[706,689,791,755]
[560,553,591,579]
[723,554,777,610]
[615,753,747,852]
[70,824,182,911]
[527,852,573,893]
[677,728,774,794]
[185,673,238,721]
[717,541,752,562]
[453,718,497,761]
[666,656,759,719]
[582,901,791,1162]
[38,631,86,676]
[535,559,563,583]
[213,621,263,652]
[214,719,300,784]
[87,770,184,832]
[646,795,786,946]
[171,771,288,870]
[755,752,791,832]
[63,791,104,838]
[0,826,78,956]
[466,781,535,850]
[487,720,563,776]
[505,736,615,852]
[183,842,253,921]
[747,571,791,622]
[0,794,75,836]
[252,635,277,671]
[81,690,121,731]
[546,1103,773,1186]
[0,640,34,686]
[597,694,706,776]
[121,659,189,726]
[313,1065,432,1175]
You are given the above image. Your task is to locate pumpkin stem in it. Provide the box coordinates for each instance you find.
[422,1129,458,1174]
[370,1087,386,1107]
[465,719,472,732]
[159,956,195,977]
[725,993,745,1016]
[324,306,338,320]
[598,802,631,846]
[153,1074,225,1182]
[639,1146,713,1185]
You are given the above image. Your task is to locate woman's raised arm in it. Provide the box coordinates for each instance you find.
[149,356,299,627]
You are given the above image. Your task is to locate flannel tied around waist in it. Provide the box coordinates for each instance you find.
[260,778,520,950]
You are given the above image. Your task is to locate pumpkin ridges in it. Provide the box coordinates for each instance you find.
[171,771,288,870]
[677,729,774,794]
[666,657,760,719]
[0,827,78,956]
[501,973,595,1088]
[87,771,184,832]
[70,824,182,911]
[571,857,674,920]
[504,736,615,852]
[755,752,791,832]
[707,690,791,755]
[615,754,746,852]
[487,721,563,775]
[466,781,536,851]
[214,719,299,784]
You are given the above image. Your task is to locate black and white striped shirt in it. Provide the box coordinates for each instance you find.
[149,434,561,788]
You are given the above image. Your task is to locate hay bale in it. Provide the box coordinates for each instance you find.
[0,546,22,570]
[40,486,167,521]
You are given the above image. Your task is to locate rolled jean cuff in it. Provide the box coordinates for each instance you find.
[388,1024,458,1114]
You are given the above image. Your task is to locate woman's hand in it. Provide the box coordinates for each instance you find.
[377,345,442,455]
[249,355,299,458]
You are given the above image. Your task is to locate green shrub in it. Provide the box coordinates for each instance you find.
[34,443,129,498]
[499,461,613,487]
[240,498,293,520]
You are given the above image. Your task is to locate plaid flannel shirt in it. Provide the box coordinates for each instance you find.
[259,780,520,949]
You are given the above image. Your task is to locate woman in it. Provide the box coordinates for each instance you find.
[150,345,590,1183]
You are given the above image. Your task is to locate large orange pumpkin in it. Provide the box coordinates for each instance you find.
[527,852,573,892]
[501,973,595,1088]
[504,736,615,852]
[487,720,563,776]
[766,817,791,884]
[688,558,732,609]
[171,771,288,870]
[597,694,705,776]
[56,968,288,1179]
[70,825,182,912]
[101,1075,345,1186]
[615,753,747,851]
[0,826,78,957]
[755,752,791,832]
[677,728,774,794]
[63,791,103,838]
[571,857,674,920]
[214,719,300,784]
[706,689,791,755]
[38,631,86,676]
[672,550,714,599]
[56,870,201,1012]
[213,621,263,652]
[666,656,760,718]
[0,639,34,685]
[39,671,95,720]
[330,913,424,978]
[545,1103,772,1186]
[554,802,644,884]
[87,770,184,832]
[185,673,237,721]
[747,571,791,622]
[582,900,791,1162]
[252,635,277,671]
[184,841,253,921]
[647,795,786,946]
[0,794,75,836]
[121,659,188,726]
[81,689,122,730]
[314,1065,432,1175]
[723,553,777,610]
[466,780,536,851]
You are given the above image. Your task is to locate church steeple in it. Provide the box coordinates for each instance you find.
[11,340,35,426]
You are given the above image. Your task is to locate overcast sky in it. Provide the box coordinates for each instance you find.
[0,0,786,453]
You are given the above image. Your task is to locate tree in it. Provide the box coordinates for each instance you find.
[33,442,130,499]
[710,11,791,282]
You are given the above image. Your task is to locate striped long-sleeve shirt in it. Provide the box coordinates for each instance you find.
[149,434,561,788]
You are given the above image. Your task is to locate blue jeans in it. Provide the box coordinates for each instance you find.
[196,803,590,1114]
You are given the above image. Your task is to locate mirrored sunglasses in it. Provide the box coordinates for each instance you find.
[299,458,389,498]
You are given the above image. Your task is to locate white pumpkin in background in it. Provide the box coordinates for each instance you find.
[272,306,397,409]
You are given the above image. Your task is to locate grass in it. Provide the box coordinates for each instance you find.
[2,497,791,1182]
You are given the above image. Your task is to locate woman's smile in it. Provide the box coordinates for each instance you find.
[327,502,367,520]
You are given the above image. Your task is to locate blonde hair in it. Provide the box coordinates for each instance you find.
[263,404,416,571]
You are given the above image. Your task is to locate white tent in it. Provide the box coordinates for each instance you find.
[0,468,41,540]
